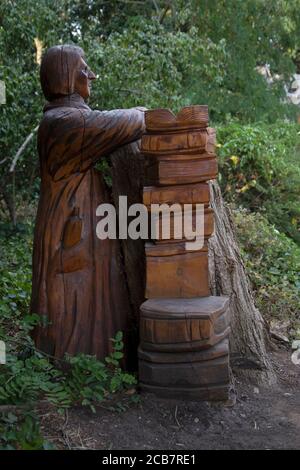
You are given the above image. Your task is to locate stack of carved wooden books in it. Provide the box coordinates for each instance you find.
[138,106,231,400]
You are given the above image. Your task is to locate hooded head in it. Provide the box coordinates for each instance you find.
[40,45,96,101]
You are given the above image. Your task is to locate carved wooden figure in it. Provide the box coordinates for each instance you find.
[31,45,145,361]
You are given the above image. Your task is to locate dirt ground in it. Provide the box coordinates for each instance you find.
[40,349,300,450]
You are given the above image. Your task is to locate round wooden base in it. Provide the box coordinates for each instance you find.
[139,297,231,401]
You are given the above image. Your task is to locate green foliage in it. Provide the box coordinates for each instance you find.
[86,20,227,112]
[95,158,112,187]
[234,209,300,339]
[181,0,299,122]
[0,335,136,449]
[0,0,299,222]
[63,333,136,413]
[0,411,52,450]
[217,121,300,244]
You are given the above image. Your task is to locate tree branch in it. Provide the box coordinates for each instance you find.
[159,0,171,24]
[151,0,160,15]
[9,125,39,173]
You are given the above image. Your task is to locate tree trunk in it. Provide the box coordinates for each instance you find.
[110,143,276,384]
[208,180,276,385]
[110,141,146,366]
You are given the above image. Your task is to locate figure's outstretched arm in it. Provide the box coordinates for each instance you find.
[46,107,146,181]
[81,108,146,169]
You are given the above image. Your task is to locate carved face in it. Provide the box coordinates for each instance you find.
[74,57,96,100]
[40,45,96,101]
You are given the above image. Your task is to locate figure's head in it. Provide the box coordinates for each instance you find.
[40,45,96,101]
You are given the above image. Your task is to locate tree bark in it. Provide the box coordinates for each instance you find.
[208,180,276,385]
[110,141,146,366]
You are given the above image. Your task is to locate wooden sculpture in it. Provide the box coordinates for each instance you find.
[139,106,231,400]
[30,45,145,361]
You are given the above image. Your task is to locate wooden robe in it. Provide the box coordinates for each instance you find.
[31,93,145,361]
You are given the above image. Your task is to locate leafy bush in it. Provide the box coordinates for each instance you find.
[1,1,299,224]
[234,209,300,340]
[86,20,227,112]
[0,411,51,450]
[217,122,300,244]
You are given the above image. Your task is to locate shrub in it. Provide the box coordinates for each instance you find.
[217,121,300,244]
[234,209,300,340]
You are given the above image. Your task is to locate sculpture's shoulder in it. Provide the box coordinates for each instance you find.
[37,107,87,156]
[40,106,86,130]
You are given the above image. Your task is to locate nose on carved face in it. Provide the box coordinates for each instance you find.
[81,67,96,80]
[88,69,96,80]
[75,61,96,98]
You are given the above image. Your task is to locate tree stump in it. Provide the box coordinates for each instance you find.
[208,180,276,385]
[110,141,146,368]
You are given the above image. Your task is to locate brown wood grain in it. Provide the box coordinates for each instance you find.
[139,296,230,351]
[143,182,210,207]
[139,339,230,400]
[142,128,216,154]
[145,105,209,132]
[145,244,209,298]
[149,205,214,242]
[145,154,218,186]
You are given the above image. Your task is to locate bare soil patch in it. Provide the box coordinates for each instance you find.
[40,350,300,450]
